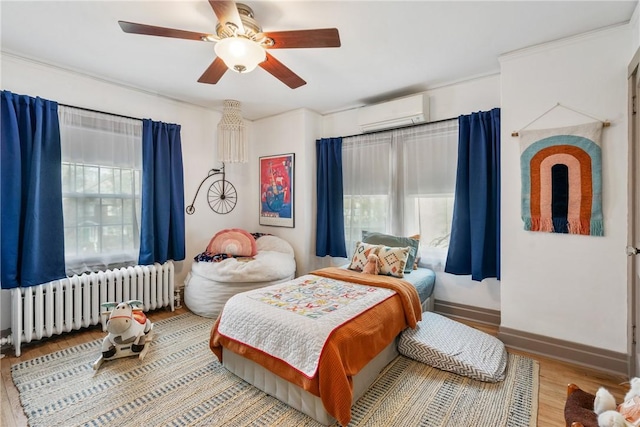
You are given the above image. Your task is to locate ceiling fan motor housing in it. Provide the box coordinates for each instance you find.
[216,3,263,42]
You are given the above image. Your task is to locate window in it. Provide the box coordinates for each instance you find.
[58,106,142,275]
[343,120,459,270]
[343,132,392,251]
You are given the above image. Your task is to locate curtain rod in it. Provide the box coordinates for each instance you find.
[59,103,143,122]
[340,116,459,139]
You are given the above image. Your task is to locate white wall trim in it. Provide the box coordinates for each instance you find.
[499,22,629,64]
[2,50,212,112]
[253,107,316,123]
[321,72,501,117]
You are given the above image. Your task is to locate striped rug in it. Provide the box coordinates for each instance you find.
[12,313,538,426]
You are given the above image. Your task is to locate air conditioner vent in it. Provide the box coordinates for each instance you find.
[357,94,429,133]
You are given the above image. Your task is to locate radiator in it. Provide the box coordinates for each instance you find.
[2,261,175,357]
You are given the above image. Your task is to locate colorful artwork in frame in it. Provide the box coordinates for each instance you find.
[520,122,603,236]
[259,153,294,227]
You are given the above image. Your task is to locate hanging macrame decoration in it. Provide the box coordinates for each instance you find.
[217,99,247,163]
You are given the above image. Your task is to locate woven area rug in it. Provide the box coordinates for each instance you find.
[12,313,539,426]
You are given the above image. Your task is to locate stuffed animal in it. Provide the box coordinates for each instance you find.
[595,377,640,427]
[362,253,381,275]
[93,300,153,371]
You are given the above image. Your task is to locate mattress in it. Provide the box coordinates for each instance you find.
[402,267,436,304]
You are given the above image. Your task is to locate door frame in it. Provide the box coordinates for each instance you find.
[628,47,640,377]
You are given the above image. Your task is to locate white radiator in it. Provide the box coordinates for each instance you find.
[2,261,175,357]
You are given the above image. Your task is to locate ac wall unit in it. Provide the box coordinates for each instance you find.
[357,94,430,133]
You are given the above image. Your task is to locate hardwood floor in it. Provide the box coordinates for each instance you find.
[1,308,630,426]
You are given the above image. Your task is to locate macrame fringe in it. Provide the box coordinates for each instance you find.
[539,218,554,232]
[567,219,591,235]
[530,217,541,231]
[590,219,604,236]
[528,217,553,232]
[552,218,568,234]
[524,217,603,236]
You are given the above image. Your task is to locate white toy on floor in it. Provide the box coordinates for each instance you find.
[93,300,153,371]
[595,377,640,427]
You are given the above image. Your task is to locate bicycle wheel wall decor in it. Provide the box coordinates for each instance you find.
[186,164,237,215]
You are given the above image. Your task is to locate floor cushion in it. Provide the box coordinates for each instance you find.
[185,235,296,318]
[398,311,508,382]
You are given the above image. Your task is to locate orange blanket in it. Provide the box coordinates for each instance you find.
[209,267,421,426]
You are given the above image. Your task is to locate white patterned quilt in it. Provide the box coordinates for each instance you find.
[216,274,395,378]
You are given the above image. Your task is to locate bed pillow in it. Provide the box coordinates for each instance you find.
[377,245,411,278]
[362,231,420,273]
[348,242,381,272]
[207,228,257,257]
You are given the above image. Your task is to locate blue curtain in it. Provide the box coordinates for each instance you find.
[445,108,501,281]
[139,119,185,265]
[1,91,66,289]
[316,137,347,258]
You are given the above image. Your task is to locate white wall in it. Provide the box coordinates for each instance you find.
[0,55,252,330]
[249,108,322,276]
[499,25,631,352]
[320,75,503,311]
[633,1,640,51]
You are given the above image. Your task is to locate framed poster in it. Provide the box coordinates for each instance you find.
[259,153,295,227]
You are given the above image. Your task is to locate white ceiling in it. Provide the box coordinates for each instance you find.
[1,1,637,121]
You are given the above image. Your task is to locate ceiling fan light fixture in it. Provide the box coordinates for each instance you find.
[214,37,265,73]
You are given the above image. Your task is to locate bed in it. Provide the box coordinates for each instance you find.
[185,232,296,318]
[209,260,436,426]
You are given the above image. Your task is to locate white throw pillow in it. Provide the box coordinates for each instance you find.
[348,242,381,272]
[377,245,410,278]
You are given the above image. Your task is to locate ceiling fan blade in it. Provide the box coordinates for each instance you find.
[262,28,341,49]
[118,21,212,41]
[198,57,228,84]
[259,53,306,89]
[208,0,245,34]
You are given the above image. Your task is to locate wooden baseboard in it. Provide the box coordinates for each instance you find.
[434,300,628,376]
[498,326,628,376]
[434,300,501,326]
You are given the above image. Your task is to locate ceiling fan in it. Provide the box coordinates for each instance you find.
[118,0,341,89]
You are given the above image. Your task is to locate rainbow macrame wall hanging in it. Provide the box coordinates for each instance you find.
[520,122,603,236]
